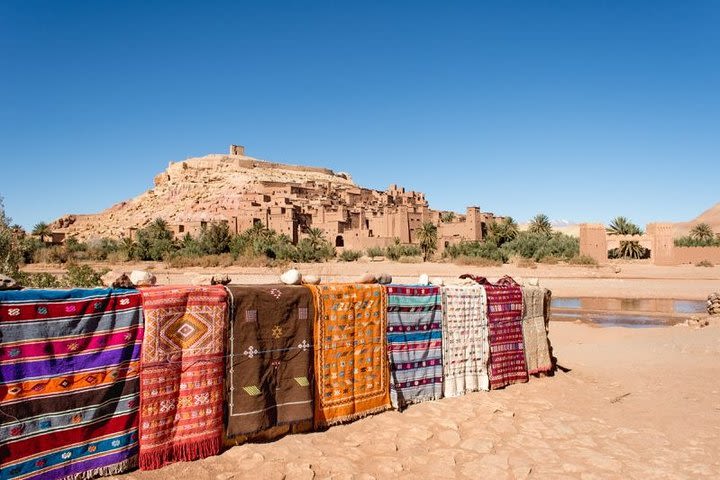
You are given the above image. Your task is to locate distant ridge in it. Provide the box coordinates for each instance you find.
[674,202,720,235]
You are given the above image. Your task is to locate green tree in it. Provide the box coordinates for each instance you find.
[200,222,232,254]
[607,216,646,259]
[306,228,326,249]
[440,212,456,223]
[416,222,438,261]
[689,223,715,243]
[132,218,176,261]
[607,216,642,235]
[488,217,519,246]
[528,214,552,235]
[32,222,52,243]
[0,196,21,275]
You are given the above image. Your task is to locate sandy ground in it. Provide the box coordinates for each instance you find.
[117,319,720,479]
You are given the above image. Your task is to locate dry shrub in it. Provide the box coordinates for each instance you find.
[538,255,560,265]
[452,255,503,267]
[516,257,538,269]
[167,253,235,269]
[398,255,422,264]
[106,250,130,263]
[233,256,285,268]
[568,254,599,266]
[695,260,714,267]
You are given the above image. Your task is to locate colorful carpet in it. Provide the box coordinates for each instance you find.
[521,286,553,375]
[225,285,314,437]
[386,285,443,409]
[306,284,391,427]
[462,275,529,389]
[440,284,490,396]
[137,285,228,470]
[0,288,143,480]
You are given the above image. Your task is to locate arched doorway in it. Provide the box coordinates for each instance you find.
[335,235,344,247]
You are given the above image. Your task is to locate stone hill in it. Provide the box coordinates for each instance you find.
[52,149,355,240]
[51,145,499,252]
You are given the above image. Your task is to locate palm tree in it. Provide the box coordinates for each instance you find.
[32,222,52,243]
[607,216,642,236]
[440,212,456,223]
[416,222,438,261]
[689,223,715,243]
[307,227,326,249]
[528,214,552,235]
[488,217,519,246]
[607,216,646,259]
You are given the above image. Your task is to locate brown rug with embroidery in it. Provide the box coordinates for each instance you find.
[225,285,314,437]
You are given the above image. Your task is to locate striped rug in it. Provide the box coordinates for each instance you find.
[0,288,143,480]
[386,285,443,410]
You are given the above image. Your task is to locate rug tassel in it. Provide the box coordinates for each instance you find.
[63,456,137,480]
[139,437,221,470]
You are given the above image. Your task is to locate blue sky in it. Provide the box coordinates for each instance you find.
[1,1,718,229]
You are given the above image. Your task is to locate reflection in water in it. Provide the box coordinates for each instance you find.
[551,297,705,328]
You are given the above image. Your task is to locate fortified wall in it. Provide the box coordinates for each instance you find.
[579,223,720,265]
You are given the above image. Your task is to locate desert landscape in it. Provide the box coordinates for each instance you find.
[2,3,720,478]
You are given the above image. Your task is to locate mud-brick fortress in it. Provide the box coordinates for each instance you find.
[51,145,501,252]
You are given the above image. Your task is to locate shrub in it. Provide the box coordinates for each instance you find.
[537,255,560,265]
[131,219,177,261]
[293,238,335,262]
[451,255,503,267]
[199,222,232,255]
[19,236,43,264]
[16,272,62,288]
[366,246,385,258]
[85,238,125,261]
[398,255,422,263]
[339,249,362,262]
[502,232,579,262]
[674,236,720,247]
[444,240,508,263]
[386,244,421,261]
[568,254,598,266]
[63,263,107,287]
[0,197,22,275]
[516,257,538,269]
[167,253,235,269]
[695,260,714,267]
[34,245,70,265]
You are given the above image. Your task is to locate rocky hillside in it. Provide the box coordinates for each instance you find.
[52,152,356,240]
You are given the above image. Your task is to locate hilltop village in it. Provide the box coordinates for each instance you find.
[51,145,501,252]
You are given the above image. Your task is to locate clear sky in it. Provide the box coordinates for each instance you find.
[1,1,718,229]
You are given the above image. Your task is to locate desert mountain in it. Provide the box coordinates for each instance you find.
[674,202,720,236]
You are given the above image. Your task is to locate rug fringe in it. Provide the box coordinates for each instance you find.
[139,437,221,470]
[63,456,137,480]
[318,403,391,428]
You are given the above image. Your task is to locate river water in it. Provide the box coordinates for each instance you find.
[550,297,705,328]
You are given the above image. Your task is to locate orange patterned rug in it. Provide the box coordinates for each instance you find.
[138,286,228,470]
[306,284,391,427]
